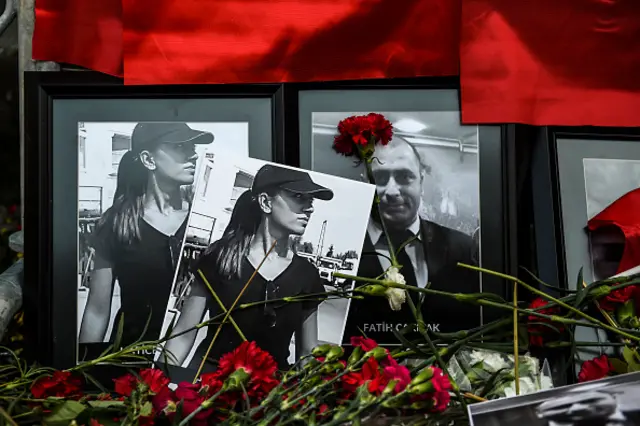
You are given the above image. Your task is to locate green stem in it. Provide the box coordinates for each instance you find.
[458,263,640,343]
[407,296,467,413]
[410,318,513,372]
[361,154,399,268]
[334,273,613,329]
[197,269,246,341]
[178,388,224,426]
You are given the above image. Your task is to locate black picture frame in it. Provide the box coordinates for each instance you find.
[530,126,640,292]
[528,126,640,386]
[24,71,286,371]
[282,77,519,343]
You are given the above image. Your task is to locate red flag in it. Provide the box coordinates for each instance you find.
[588,188,640,275]
[33,0,123,76]
[460,0,640,127]
[123,0,460,85]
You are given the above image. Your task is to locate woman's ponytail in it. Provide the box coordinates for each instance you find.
[200,190,262,280]
[97,151,148,246]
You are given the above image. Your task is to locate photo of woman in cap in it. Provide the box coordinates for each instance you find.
[165,164,333,371]
[79,122,214,346]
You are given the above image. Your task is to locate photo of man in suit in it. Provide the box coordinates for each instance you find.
[343,136,481,343]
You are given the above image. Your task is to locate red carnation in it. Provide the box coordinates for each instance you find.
[578,354,613,383]
[429,367,452,393]
[599,285,637,311]
[350,336,397,367]
[114,369,170,397]
[31,371,82,399]
[431,389,451,413]
[113,374,138,397]
[527,297,564,347]
[410,367,452,413]
[216,341,277,380]
[350,336,378,352]
[175,382,211,425]
[333,113,393,157]
[139,368,170,393]
[152,386,177,421]
[202,341,279,402]
[383,364,411,394]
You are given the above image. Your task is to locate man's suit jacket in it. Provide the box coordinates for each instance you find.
[343,219,481,344]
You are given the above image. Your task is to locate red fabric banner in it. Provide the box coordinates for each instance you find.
[33,0,123,77]
[123,0,460,84]
[460,0,640,126]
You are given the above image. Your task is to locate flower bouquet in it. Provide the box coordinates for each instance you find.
[2,114,640,425]
[447,348,554,399]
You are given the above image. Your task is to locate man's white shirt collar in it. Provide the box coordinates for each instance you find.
[368,217,421,247]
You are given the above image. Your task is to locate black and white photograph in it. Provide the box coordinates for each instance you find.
[583,159,640,282]
[310,111,482,342]
[468,372,640,426]
[76,122,249,349]
[158,148,375,373]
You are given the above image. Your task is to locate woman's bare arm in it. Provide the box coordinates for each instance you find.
[163,295,207,367]
[79,253,115,343]
[296,311,319,361]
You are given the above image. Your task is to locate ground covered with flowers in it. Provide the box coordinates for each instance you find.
[6,338,453,426]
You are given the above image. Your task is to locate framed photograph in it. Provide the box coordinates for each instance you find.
[529,127,640,372]
[289,78,517,345]
[24,72,285,370]
[531,128,640,290]
[468,371,640,426]
[157,147,375,382]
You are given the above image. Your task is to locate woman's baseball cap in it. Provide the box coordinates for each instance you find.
[252,164,334,201]
[131,122,214,151]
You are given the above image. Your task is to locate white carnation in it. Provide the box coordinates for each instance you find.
[385,287,407,311]
[385,266,406,285]
[384,267,407,311]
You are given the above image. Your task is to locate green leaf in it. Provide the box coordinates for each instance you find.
[392,329,433,360]
[88,400,126,409]
[520,267,579,293]
[134,309,154,344]
[478,368,508,397]
[622,347,640,372]
[609,358,629,374]
[83,371,109,394]
[112,313,125,352]
[44,400,86,426]
[574,267,589,308]
[140,401,153,417]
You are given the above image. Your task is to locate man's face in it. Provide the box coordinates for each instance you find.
[537,391,617,424]
[370,141,423,231]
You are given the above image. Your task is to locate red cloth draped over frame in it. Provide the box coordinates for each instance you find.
[459,0,640,126]
[588,188,640,275]
[33,0,123,76]
[122,0,460,84]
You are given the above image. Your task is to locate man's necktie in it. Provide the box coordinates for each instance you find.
[388,230,420,306]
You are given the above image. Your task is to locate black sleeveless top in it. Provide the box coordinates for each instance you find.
[188,253,327,371]
[91,217,186,346]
